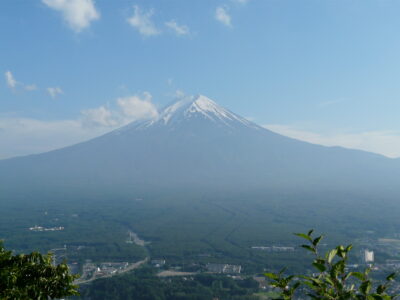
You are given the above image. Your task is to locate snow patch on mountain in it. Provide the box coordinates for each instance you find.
[158,95,258,127]
[116,95,260,133]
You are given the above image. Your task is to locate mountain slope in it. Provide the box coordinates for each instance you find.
[1,95,399,197]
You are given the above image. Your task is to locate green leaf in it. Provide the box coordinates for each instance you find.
[314,258,326,265]
[285,275,295,282]
[303,281,316,289]
[330,260,345,279]
[335,260,345,273]
[308,229,314,236]
[360,280,372,295]
[326,249,337,264]
[292,282,301,290]
[265,272,279,280]
[312,262,326,272]
[337,245,346,258]
[313,235,323,247]
[351,272,366,281]
[325,277,335,287]
[295,233,312,242]
[278,267,287,275]
[309,277,323,285]
[301,245,316,253]
[345,244,353,252]
[386,273,396,281]
[344,272,353,281]
[377,284,387,294]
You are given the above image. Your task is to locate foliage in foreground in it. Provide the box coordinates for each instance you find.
[0,241,79,299]
[265,230,397,300]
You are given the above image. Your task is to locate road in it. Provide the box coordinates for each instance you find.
[76,257,149,285]
[157,270,196,277]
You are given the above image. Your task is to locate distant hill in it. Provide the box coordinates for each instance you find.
[1,95,400,197]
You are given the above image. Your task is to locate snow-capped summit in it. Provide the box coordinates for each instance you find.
[158,94,253,126]
[159,95,222,124]
[121,95,259,132]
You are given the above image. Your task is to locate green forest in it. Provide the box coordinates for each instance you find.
[77,267,261,300]
[2,189,400,299]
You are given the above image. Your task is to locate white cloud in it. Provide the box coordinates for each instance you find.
[81,106,118,127]
[264,124,400,158]
[174,89,186,99]
[215,6,232,27]
[232,0,249,4]
[117,92,158,121]
[81,92,158,128]
[169,89,196,104]
[25,84,38,91]
[127,5,160,36]
[5,71,37,92]
[165,20,190,36]
[42,0,100,32]
[47,87,63,98]
[5,71,17,89]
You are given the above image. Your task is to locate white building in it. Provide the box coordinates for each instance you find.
[364,250,374,263]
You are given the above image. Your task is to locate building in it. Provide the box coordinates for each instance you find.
[151,259,166,267]
[251,246,295,252]
[206,263,241,274]
[364,250,374,263]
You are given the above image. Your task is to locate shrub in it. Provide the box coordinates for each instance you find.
[0,241,79,299]
[265,230,397,300]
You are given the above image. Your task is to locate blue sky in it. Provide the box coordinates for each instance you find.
[2,0,400,158]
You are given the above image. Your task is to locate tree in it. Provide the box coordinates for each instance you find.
[0,241,79,299]
[265,230,398,300]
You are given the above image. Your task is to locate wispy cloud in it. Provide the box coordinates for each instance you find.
[127,5,160,36]
[174,89,186,99]
[25,84,38,91]
[5,71,17,89]
[5,71,37,92]
[264,124,400,158]
[42,0,100,33]
[165,20,190,36]
[215,6,232,27]
[47,87,63,98]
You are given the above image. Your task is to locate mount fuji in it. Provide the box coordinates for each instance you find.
[1,95,399,197]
